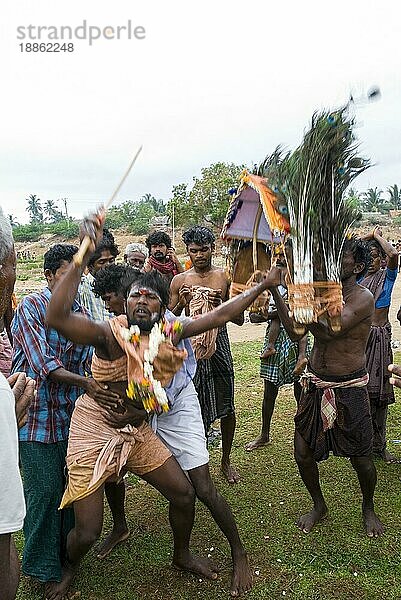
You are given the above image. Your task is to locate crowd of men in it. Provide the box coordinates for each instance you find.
[1,204,401,599]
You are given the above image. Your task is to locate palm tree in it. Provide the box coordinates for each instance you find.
[26,194,43,223]
[44,199,63,223]
[141,193,166,214]
[362,187,384,212]
[387,184,401,210]
[8,214,19,227]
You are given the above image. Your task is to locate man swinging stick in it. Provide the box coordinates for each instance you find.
[45,211,277,598]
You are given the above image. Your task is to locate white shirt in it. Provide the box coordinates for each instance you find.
[0,373,25,534]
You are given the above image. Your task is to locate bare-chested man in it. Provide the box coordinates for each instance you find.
[170,226,243,484]
[268,237,384,538]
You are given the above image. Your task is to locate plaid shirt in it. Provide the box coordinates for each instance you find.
[78,273,112,321]
[11,287,92,443]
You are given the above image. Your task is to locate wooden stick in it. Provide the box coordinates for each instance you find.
[74,146,143,266]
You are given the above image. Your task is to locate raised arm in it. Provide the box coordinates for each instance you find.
[373,229,399,270]
[46,213,110,350]
[181,273,272,339]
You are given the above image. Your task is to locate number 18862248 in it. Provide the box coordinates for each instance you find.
[19,42,74,52]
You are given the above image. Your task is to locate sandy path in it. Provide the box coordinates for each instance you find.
[227,275,401,345]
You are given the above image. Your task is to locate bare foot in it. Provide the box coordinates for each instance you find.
[375,449,401,464]
[260,346,276,360]
[173,552,219,580]
[363,506,384,537]
[293,357,308,376]
[245,436,271,452]
[230,552,253,597]
[296,505,327,534]
[96,528,130,559]
[45,562,78,600]
[222,462,240,484]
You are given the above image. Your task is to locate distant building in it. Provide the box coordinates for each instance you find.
[150,215,170,230]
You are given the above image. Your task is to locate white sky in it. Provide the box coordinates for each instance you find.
[1,0,400,223]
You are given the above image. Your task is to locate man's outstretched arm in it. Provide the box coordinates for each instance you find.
[181,273,274,339]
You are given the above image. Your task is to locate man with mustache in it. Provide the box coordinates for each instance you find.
[144,231,183,285]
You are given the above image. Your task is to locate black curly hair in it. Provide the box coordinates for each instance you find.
[343,236,371,277]
[92,264,137,298]
[43,244,78,273]
[88,227,119,268]
[182,226,215,247]
[123,270,170,308]
[145,231,172,251]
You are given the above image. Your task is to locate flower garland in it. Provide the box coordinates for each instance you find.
[121,319,183,414]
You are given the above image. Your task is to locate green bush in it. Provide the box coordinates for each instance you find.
[13,224,44,242]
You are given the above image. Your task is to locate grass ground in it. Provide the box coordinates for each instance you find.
[15,343,401,600]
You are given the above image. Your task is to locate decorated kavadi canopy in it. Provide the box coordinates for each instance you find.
[221,171,290,243]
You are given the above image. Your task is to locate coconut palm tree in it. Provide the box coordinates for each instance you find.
[44,199,63,223]
[362,187,384,212]
[387,184,401,210]
[26,194,43,223]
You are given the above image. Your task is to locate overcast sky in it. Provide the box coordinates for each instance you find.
[1,0,400,223]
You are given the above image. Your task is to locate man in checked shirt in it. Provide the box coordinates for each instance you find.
[11,244,118,599]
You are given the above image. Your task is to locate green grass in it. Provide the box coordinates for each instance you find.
[15,343,401,599]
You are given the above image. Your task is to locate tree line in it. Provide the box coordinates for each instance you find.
[8,164,401,243]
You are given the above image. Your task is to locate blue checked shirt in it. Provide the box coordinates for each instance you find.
[78,273,112,321]
[11,287,92,443]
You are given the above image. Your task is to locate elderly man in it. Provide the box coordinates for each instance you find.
[124,242,148,271]
[0,206,35,600]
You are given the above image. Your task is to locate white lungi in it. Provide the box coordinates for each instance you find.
[151,380,209,471]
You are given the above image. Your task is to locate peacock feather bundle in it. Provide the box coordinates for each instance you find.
[258,106,369,327]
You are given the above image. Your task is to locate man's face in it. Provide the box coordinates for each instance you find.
[125,251,146,271]
[45,259,72,291]
[368,247,382,274]
[150,244,168,261]
[340,249,365,281]
[274,251,286,268]
[187,243,213,269]
[126,285,163,332]
[90,250,116,274]
[101,291,125,316]
[0,248,16,319]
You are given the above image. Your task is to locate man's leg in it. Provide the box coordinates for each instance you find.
[45,486,106,600]
[141,456,218,580]
[294,430,327,533]
[371,402,400,463]
[96,481,130,559]
[221,412,240,483]
[245,381,278,451]
[19,442,69,584]
[188,464,253,597]
[350,456,384,537]
[0,534,19,600]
